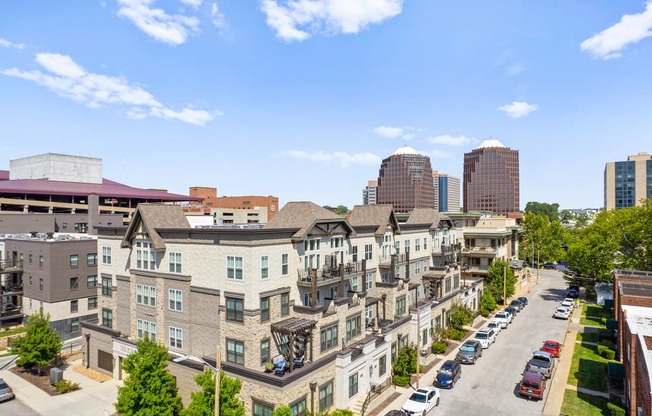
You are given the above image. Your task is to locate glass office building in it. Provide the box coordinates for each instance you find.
[463,139,520,214]
[377,147,435,213]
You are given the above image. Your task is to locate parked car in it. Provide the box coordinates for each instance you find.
[554,306,572,320]
[494,311,511,328]
[561,299,575,310]
[401,387,440,416]
[541,340,562,358]
[518,296,529,307]
[486,320,502,335]
[433,360,461,389]
[383,411,407,416]
[0,378,14,402]
[526,351,555,379]
[509,300,522,312]
[474,328,496,349]
[566,289,579,299]
[519,371,547,400]
[543,262,556,269]
[505,306,518,317]
[455,340,483,364]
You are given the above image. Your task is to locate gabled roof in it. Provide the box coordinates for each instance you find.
[121,204,190,251]
[265,201,354,240]
[349,205,400,236]
[405,208,443,228]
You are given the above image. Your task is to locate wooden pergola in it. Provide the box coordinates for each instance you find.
[270,317,317,372]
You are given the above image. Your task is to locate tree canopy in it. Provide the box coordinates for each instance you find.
[520,212,566,265]
[524,201,560,222]
[116,338,183,416]
[13,308,62,375]
[181,368,245,416]
[485,259,517,303]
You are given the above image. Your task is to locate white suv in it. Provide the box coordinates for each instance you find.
[494,311,512,328]
[474,328,496,349]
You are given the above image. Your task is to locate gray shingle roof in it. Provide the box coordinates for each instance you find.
[405,208,442,228]
[122,203,190,250]
[349,205,400,236]
[266,201,350,239]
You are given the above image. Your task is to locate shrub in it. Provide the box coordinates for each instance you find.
[598,345,616,360]
[447,328,466,341]
[431,340,448,354]
[480,292,497,317]
[54,379,80,393]
[607,402,626,416]
[393,375,409,387]
[600,339,615,350]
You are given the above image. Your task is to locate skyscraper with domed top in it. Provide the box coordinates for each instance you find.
[463,139,520,214]
[377,146,435,213]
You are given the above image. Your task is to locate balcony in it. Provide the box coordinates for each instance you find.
[0,283,23,296]
[296,261,364,288]
[431,243,461,256]
[0,304,23,322]
[378,253,408,268]
[0,260,23,273]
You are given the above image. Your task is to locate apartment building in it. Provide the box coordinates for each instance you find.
[1,233,99,339]
[432,171,460,213]
[604,152,652,210]
[362,180,378,205]
[186,187,280,221]
[81,202,478,415]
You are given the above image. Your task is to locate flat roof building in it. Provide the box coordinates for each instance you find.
[433,170,460,213]
[604,152,652,210]
[463,139,520,215]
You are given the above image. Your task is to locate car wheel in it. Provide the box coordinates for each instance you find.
[422,411,426,416]
[436,397,440,406]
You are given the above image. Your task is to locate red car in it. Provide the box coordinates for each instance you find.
[541,340,562,358]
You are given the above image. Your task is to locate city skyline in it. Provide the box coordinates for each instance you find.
[2,1,652,210]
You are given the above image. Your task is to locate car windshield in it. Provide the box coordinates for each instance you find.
[475,333,487,339]
[522,380,540,389]
[496,313,506,318]
[460,345,475,352]
[409,393,427,403]
[544,342,557,349]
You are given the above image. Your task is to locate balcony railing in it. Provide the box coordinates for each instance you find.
[297,261,364,287]
[431,243,461,256]
[378,253,408,267]
[0,260,24,272]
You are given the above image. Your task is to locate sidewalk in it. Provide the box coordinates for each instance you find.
[0,357,121,416]
[542,304,582,416]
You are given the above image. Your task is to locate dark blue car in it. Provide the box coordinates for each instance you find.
[433,360,461,388]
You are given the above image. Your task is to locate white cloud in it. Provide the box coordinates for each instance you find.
[2,52,215,126]
[117,0,200,45]
[259,0,403,42]
[0,38,26,49]
[211,2,226,29]
[497,101,538,119]
[373,125,415,140]
[506,63,525,76]
[581,2,652,60]
[181,0,203,8]
[431,150,452,159]
[494,50,526,76]
[282,150,381,166]
[427,135,472,146]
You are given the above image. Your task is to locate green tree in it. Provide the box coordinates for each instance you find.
[484,259,517,303]
[13,308,62,375]
[521,212,566,265]
[575,213,590,228]
[392,343,419,378]
[480,291,497,317]
[449,301,473,329]
[115,338,183,416]
[330,410,354,416]
[560,210,574,223]
[524,201,560,222]
[335,205,350,216]
[181,369,215,416]
[219,370,245,416]
[272,405,292,416]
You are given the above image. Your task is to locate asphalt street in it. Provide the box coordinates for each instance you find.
[424,269,570,416]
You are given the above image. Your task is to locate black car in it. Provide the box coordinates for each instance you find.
[509,300,522,312]
[433,360,461,389]
[567,289,579,299]
[543,262,556,269]
[518,297,529,307]
[455,340,483,364]
[505,306,518,316]
[383,411,407,416]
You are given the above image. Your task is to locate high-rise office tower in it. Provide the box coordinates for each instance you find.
[433,170,460,213]
[604,152,652,210]
[463,139,520,214]
[377,147,435,213]
[362,180,378,205]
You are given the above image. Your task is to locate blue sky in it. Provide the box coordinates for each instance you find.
[1,1,651,211]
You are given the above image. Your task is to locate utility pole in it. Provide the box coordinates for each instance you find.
[215,347,220,416]
[503,265,507,308]
[415,292,420,389]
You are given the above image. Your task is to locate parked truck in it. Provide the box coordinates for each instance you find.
[525,350,555,379]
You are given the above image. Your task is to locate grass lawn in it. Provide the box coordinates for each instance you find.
[568,339,614,392]
[560,389,610,416]
[577,331,599,344]
[580,304,611,328]
[0,326,27,337]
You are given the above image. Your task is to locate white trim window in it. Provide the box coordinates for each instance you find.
[260,256,269,279]
[366,273,374,290]
[364,244,373,260]
[169,289,182,311]
[137,319,156,340]
[102,246,112,265]
[169,252,182,273]
[415,238,421,252]
[169,327,183,348]
[281,254,289,275]
[415,261,421,275]
[136,284,156,307]
[136,241,156,270]
[227,256,243,280]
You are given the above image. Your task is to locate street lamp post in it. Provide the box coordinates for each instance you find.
[173,350,220,416]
